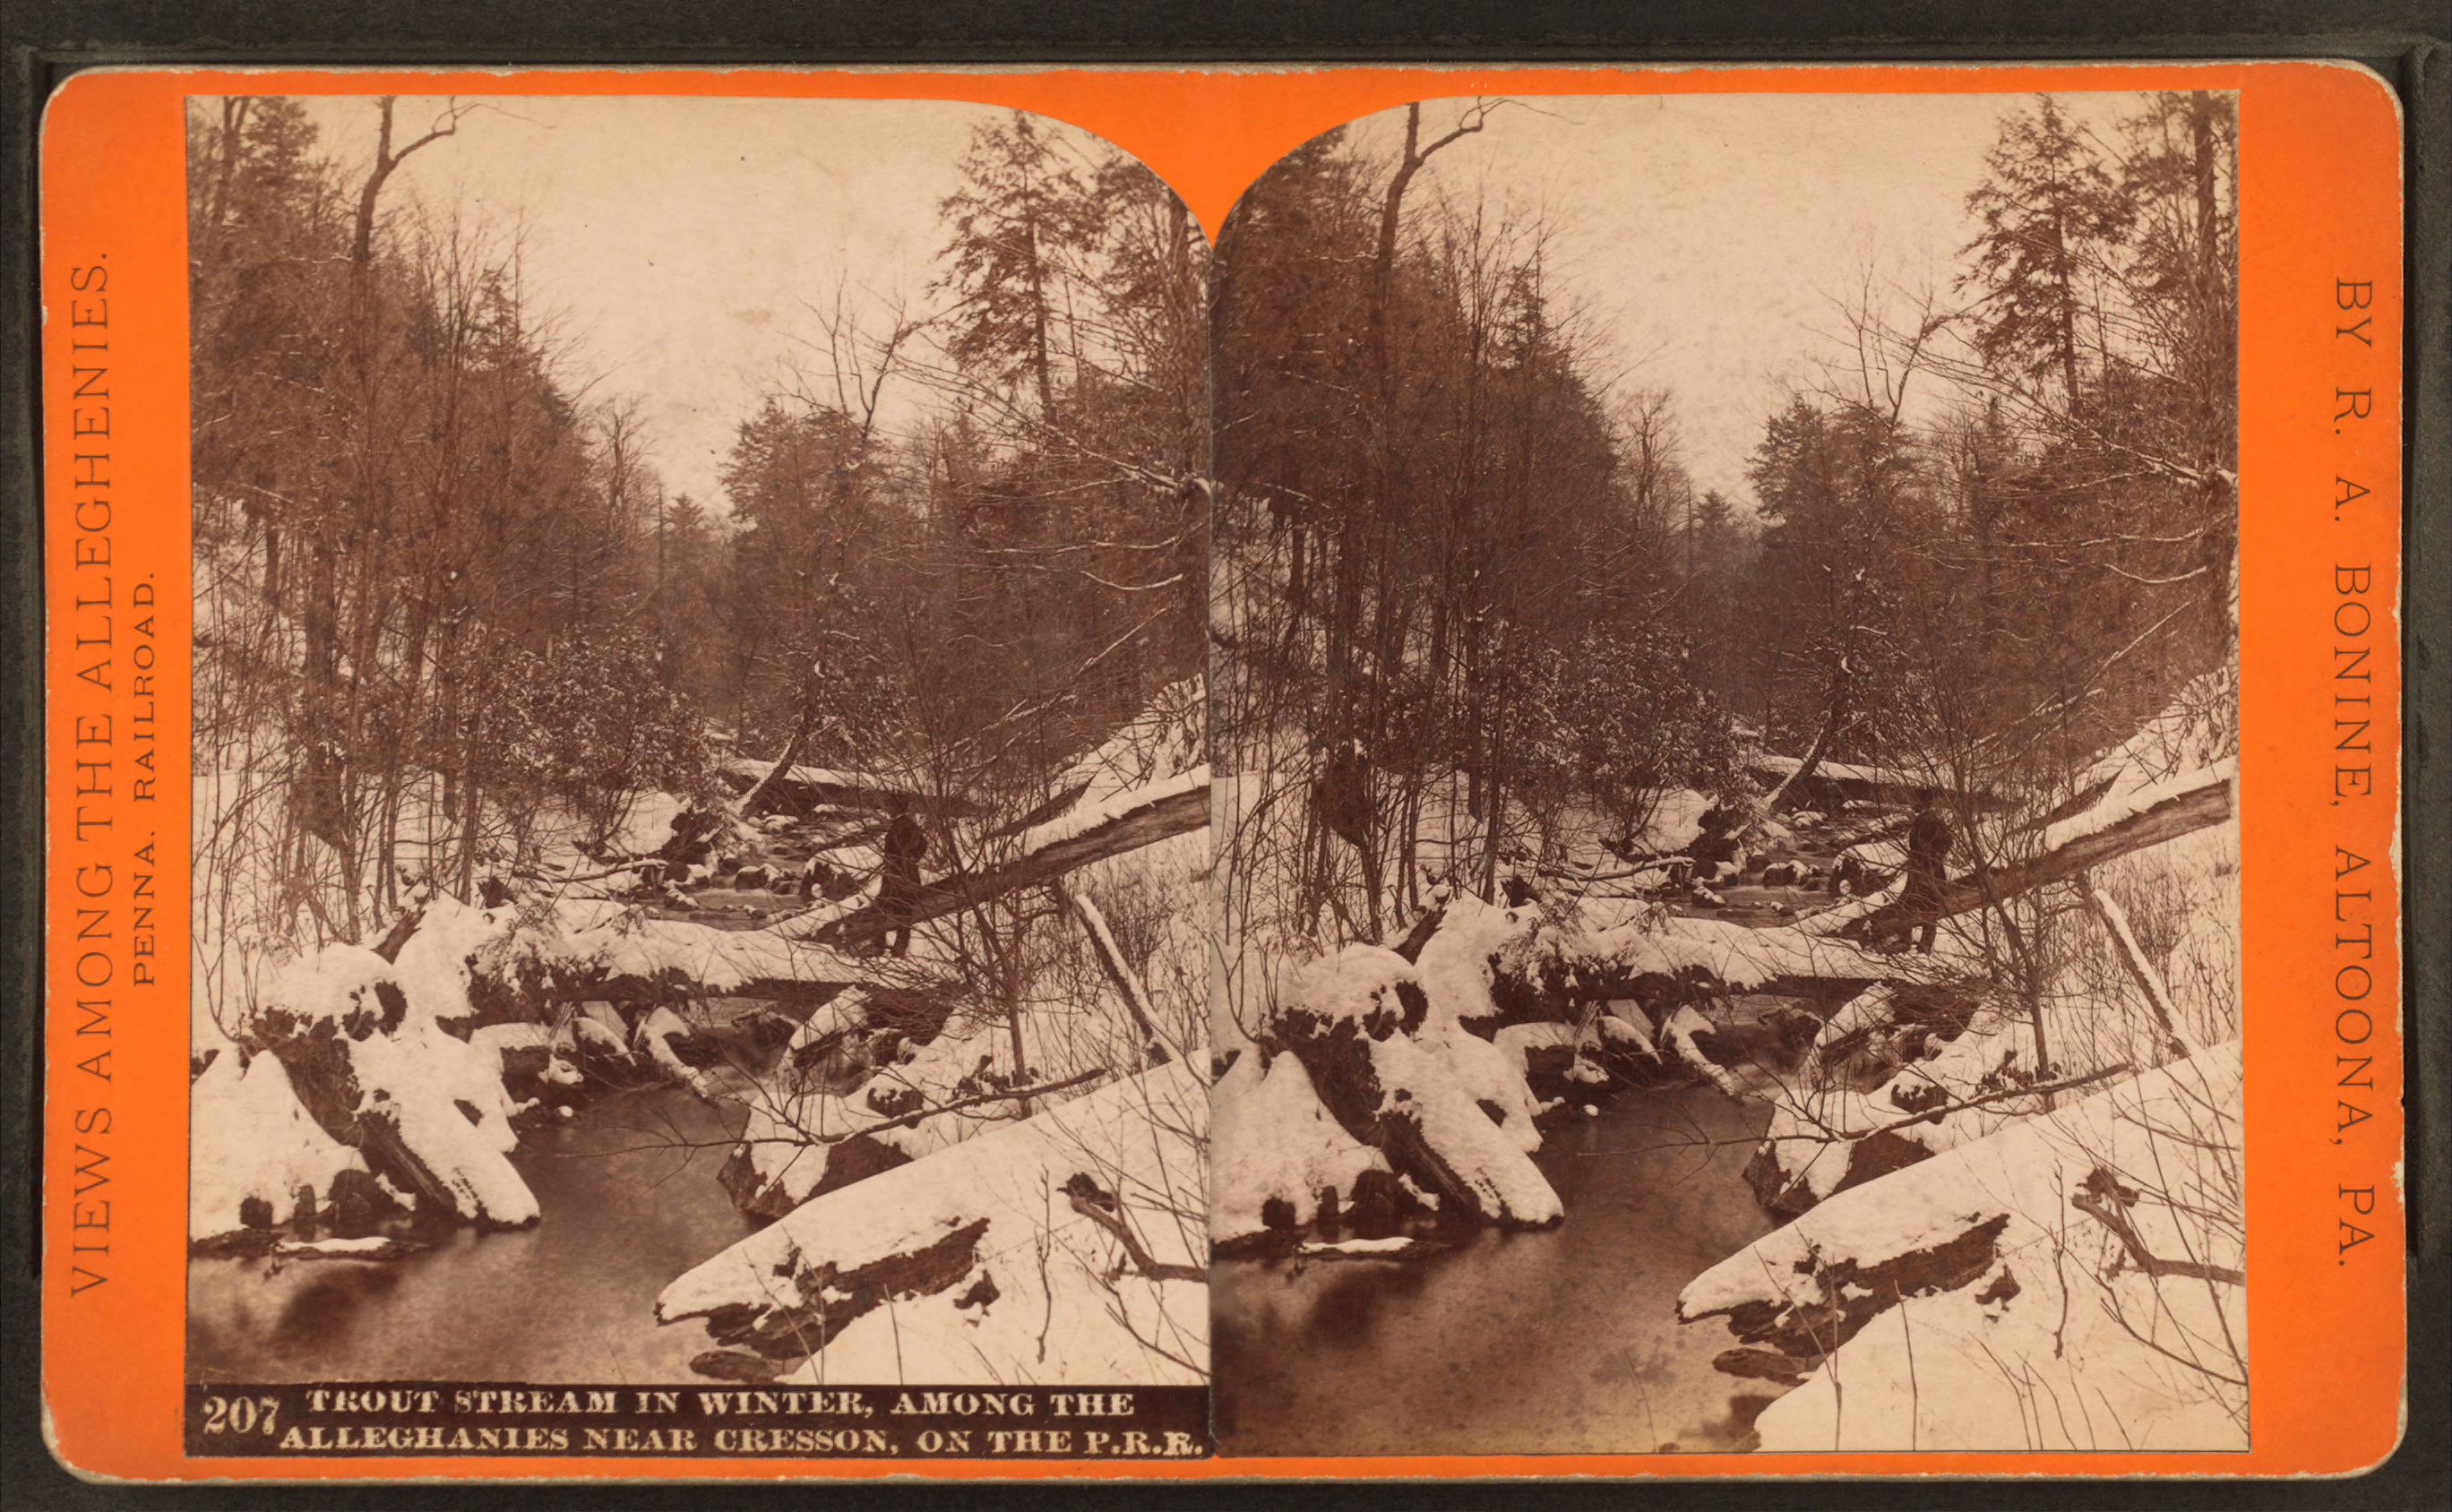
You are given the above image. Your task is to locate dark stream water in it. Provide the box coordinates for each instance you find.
[194,1052,1785,1452]
[1213,1081,1781,1456]
[187,1087,755,1384]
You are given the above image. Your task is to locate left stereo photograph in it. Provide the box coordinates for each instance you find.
[181,93,1212,1440]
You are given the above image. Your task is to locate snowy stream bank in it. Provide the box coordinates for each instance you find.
[1214,1080,1780,1456]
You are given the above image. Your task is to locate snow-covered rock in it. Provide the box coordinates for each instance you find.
[1412,895,1536,1030]
[190,1049,366,1239]
[1210,1049,1388,1241]
[228,905,541,1228]
[658,1061,1207,1386]
[1263,943,1562,1228]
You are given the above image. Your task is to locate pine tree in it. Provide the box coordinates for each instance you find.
[1960,95,2129,406]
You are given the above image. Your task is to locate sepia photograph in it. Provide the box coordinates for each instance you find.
[183,93,1212,1394]
[1208,90,2242,1455]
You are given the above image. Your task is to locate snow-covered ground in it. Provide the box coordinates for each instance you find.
[1673,670,2247,1448]
[1214,667,2245,1449]
[191,674,1217,1388]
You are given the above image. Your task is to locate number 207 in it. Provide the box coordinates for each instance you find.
[199,1395,280,1435]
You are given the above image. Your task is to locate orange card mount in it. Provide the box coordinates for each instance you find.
[39,61,2404,1482]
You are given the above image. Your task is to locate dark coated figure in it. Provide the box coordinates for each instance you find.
[879,800,928,957]
[1903,788,1954,954]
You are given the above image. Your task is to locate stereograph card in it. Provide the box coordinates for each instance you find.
[34,60,2407,1482]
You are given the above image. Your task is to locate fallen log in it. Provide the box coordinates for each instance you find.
[1052,880,1187,1069]
[2082,878,2199,1061]
[1850,767,2232,945]
[1747,752,2010,813]
[799,774,1208,951]
[718,756,989,819]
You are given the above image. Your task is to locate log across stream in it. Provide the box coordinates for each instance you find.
[187,1085,754,1383]
[1212,1078,1782,1456]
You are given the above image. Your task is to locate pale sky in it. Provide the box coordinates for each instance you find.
[280,88,2149,517]
[290,94,1020,512]
[1332,90,2145,505]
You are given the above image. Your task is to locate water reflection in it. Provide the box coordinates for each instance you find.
[188,1087,754,1384]
[1214,1081,1781,1456]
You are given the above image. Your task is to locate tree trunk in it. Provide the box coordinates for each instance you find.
[738,695,821,819]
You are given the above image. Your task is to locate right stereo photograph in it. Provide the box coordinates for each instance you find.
[1207,88,2244,1458]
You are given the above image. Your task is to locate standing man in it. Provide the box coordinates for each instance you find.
[879,797,927,958]
[1903,788,1953,954]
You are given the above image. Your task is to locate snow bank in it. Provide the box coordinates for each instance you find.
[1813,984,1897,1052]
[1210,1050,1387,1241]
[1413,895,1537,1029]
[1689,1043,2239,1320]
[1683,1044,2245,1451]
[1417,1015,1549,1151]
[1493,1021,1576,1069]
[660,1061,1207,1386]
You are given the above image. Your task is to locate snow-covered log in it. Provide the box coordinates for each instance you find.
[2083,877,2200,1061]
[658,1060,1207,1385]
[1661,1003,1746,1097]
[1848,761,2233,945]
[719,756,989,818]
[1746,752,2007,812]
[1440,892,1901,1027]
[797,767,1209,951]
[511,902,873,1006]
[361,773,1209,1014]
[1053,879,1180,1067]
